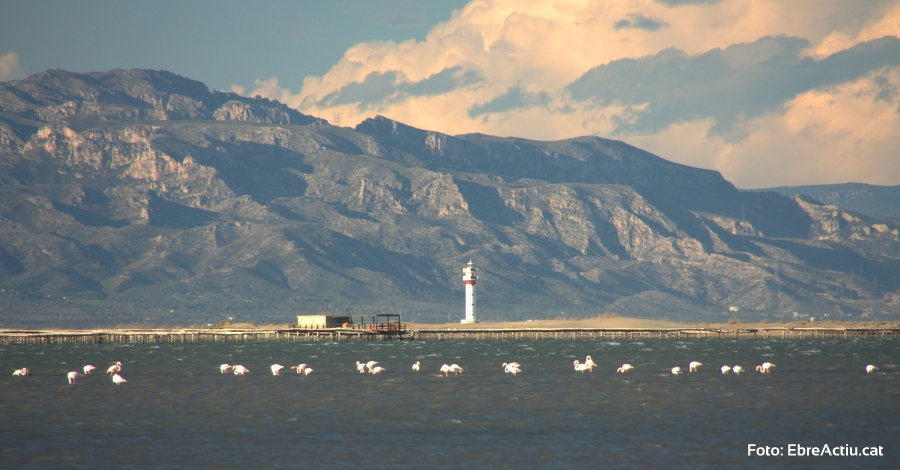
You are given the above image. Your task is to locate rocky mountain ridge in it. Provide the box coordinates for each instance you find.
[0,69,898,328]
[756,183,900,219]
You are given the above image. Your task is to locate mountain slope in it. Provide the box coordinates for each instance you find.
[755,183,900,219]
[1,69,898,328]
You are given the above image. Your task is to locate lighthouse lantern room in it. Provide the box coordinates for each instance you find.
[461,260,478,323]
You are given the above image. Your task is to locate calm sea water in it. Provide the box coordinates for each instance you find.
[1,338,897,469]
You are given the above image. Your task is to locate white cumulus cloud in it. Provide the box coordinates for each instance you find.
[237,0,900,187]
[0,52,25,81]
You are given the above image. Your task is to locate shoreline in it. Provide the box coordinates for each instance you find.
[4,316,899,332]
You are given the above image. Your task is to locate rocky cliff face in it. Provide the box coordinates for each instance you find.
[1,69,898,327]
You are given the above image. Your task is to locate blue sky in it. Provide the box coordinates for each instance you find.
[0,1,469,92]
[2,0,900,188]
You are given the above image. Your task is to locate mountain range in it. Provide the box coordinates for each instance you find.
[754,183,900,220]
[1,69,898,328]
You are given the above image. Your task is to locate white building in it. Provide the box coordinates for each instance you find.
[461,260,478,323]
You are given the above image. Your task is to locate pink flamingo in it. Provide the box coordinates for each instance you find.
[83,365,96,375]
[271,364,284,376]
[574,360,589,374]
[67,371,81,384]
[106,362,122,376]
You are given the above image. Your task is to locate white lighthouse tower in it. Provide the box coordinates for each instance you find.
[461,260,478,323]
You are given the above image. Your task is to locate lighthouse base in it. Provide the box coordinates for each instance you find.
[460,319,478,324]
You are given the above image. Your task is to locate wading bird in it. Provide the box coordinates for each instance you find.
[756,363,775,373]
[290,364,308,374]
[366,361,379,372]
[106,362,122,376]
[440,364,452,377]
[574,360,590,374]
[12,367,29,376]
[617,364,633,373]
[671,367,682,375]
[449,364,463,375]
[271,364,284,376]
[356,361,367,373]
[370,366,385,374]
[112,374,127,385]
[233,365,249,375]
[301,367,313,376]
[584,356,596,371]
[220,364,232,374]
[502,362,521,375]
[732,366,744,374]
[689,361,703,373]
[67,371,81,384]
[83,365,96,375]
[866,365,878,373]
[412,361,420,371]
[721,365,731,374]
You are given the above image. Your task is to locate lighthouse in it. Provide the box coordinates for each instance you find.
[461,260,478,323]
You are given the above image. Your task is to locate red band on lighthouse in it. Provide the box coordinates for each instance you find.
[465,280,476,285]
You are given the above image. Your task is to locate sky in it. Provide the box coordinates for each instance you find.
[2,0,900,189]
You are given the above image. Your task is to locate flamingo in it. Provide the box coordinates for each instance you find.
[440,364,452,377]
[720,365,731,374]
[12,367,29,376]
[584,355,596,371]
[290,364,308,374]
[732,365,744,374]
[220,364,232,374]
[574,360,589,374]
[616,364,633,373]
[271,364,284,376]
[449,364,463,375]
[370,366,385,374]
[689,361,703,373]
[83,365,96,375]
[866,365,878,373]
[301,367,313,376]
[756,363,775,373]
[366,361,379,372]
[502,362,521,375]
[356,361,367,373]
[671,367,682,375]
[106,362,122,376]
[412,361,420,371]
[233,365,249,375]
[112,374,127,385]
[67,371,81,384]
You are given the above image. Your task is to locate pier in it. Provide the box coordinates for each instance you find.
[407,326,900,341]
[0,326,897,345]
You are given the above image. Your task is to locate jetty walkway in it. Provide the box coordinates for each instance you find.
[0,326,897,345]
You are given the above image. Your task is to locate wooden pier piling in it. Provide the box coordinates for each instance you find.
[0,326,896,346]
